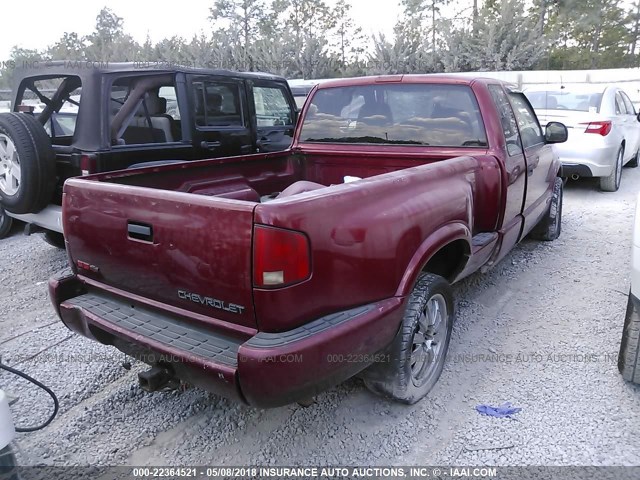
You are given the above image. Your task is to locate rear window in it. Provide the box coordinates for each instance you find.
[299,84,487,147]
[16,76,81,140]
[525,90,603,113]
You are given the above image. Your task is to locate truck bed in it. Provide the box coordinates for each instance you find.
[94,147,492,203]
[63,147,501,332]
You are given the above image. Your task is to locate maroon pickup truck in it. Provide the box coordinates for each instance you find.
[49,75,567,407]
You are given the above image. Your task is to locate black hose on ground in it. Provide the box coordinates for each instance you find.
[0,362,59,432]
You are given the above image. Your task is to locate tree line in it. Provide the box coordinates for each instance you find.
[2,0,640,89]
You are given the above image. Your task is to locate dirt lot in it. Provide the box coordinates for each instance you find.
[1,168,640,467]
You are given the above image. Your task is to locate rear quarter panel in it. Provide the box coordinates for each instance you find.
[253,154,502,332]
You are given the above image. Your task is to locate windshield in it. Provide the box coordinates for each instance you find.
[525,90,603,112]
[299,84,487,147]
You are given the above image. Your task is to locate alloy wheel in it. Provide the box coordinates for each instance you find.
[411,293,449,386]
[0,134,20,196]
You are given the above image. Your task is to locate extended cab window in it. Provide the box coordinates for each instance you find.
[253,86,293,127]
[489,85,523,156]
[193,81,244,127]
[299,84,487,147]
[508,93,544,149]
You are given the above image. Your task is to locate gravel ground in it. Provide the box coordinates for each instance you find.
[1,168,640,468]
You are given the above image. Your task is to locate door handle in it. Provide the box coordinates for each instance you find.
[127,222,153,242]
[200,141,221,150]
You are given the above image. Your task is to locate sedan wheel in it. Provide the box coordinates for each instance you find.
[600,147,623,192]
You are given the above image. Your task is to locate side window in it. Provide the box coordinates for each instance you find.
[193,80,244,128]
[621,92,635,115]
[159,86,180,121]
[489,85,523,156]
[110,76,181,145]
[615,93,626,115]
[508,92,545,149]
[253,86,294,127]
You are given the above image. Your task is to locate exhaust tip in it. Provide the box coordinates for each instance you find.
[571,174,580,180]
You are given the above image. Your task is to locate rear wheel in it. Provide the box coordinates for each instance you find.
[364,273,454,404]
[0,205,12,239]
[600,146,623,192]
[0,113,56,214]
[627,149,639,168]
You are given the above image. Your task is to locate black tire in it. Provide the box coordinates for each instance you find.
[43,231,66,249]
[0,112,55,214]
[529,177,563,241]
[619,294,640,384]
[600,146,623,192]
[627,150,639,168]
[364,273,454,404]
[0,205,12,239]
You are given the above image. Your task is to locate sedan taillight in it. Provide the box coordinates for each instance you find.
[580,121,612,136]
[253,225,311,288]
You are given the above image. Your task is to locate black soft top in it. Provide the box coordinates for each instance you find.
[11,61,289,151]
[12,61,285,89]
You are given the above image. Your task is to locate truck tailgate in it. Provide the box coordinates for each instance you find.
[63,179,257,329]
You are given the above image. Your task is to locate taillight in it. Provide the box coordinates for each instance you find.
[80,154,97,175]
[580,121,612,136]
[253,225,311,288]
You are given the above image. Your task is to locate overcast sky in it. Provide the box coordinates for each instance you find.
[0,0,404,61]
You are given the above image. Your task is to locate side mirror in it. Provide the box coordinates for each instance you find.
[545,121,568,144]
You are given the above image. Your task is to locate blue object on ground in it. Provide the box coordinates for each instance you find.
[475,402,521,418]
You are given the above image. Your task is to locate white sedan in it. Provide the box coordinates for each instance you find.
[620,193,640,385]
[525,86,640,192]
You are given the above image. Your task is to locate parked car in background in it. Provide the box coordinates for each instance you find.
[288,82,315,109]
[50,75,567,408]
[524,85,640,192]
[287,79,328,109]
[619,192,640,385]
[0,62,297,244]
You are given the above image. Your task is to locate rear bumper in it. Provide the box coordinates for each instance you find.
[561,163,594,178]
[49,273,405,408]
[555,140,618,178]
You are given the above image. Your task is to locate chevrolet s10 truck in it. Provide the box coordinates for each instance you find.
[49,75,568,407]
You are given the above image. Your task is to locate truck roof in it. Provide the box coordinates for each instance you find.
[12,60,286,84]
[316,74,504,89]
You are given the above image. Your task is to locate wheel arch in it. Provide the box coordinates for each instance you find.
[395,223,471,297]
